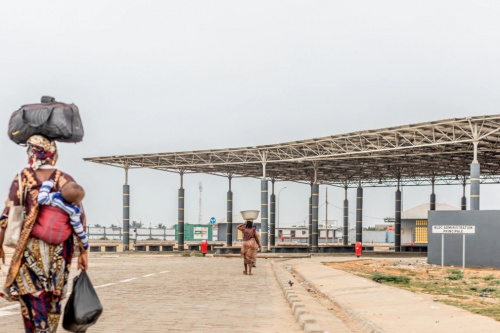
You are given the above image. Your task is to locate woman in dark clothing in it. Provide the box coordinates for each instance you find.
[0,135,88,332]
[237,221,262,275]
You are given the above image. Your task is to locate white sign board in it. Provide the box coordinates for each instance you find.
[432,225,475,234]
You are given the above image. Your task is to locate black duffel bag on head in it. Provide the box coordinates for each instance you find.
[8,96,84,145]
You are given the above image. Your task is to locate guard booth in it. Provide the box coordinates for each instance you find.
[385,203,459,252]
[175,223,212,241]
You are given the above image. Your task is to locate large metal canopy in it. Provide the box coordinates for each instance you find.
[84,115,500,187]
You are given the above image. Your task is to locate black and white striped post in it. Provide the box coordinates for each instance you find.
[343,186,349,245]
[270,179,276,247]
[123,167,130,251]
[395,179,401,252]
[311,183,319,253]
[430,176,436,211]
[461,176,467,211]
[356,184,363,243]
[261,162,269,252]
[227,176,233,247]
[178,172,185,251]
[470,141,480,210]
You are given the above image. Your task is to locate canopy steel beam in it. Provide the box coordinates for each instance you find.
[84,115,500,187]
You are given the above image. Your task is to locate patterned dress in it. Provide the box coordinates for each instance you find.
[0,168,86,332]
[241,228,259,264]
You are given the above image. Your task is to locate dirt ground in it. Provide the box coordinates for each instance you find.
[326,258,500,321]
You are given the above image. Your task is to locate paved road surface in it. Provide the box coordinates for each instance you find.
[0,255,302,333]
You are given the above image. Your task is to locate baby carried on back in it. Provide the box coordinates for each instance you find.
[32,180,89,250]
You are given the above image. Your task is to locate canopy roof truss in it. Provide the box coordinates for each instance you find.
[84,115,500,187]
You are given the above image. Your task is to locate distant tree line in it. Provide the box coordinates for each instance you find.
[93,221,168,229]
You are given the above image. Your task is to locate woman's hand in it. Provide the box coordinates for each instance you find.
[0,228,5,267]
[0,246,5,267]
[78,251,88,270]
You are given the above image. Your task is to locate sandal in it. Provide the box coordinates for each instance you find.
[243,271,248,275]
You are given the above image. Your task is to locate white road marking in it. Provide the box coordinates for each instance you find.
[0,269,169,317]
[0,304,20,318]
[120,277,138,283]
[94,283,116,289]
[0,304,19,311]
[0,310,19,317]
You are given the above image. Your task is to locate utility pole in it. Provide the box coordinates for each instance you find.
[198,182,203,224]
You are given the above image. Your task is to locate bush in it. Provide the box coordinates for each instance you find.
[99,237,109,240]
[483,275,495,281]
[447,269,462,274]
[372,273,410,284]
[447,273,464,280]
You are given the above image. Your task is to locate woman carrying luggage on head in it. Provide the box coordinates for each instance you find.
[237,220,262,275]
[0,135,88,333]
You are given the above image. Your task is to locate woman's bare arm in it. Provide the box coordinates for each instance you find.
[254,229,262,249]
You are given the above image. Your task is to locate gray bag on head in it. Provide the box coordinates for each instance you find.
[8,96,84,145]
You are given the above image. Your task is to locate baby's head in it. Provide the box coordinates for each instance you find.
[61,182,85,205]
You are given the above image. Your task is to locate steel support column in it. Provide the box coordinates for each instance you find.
[270,181,276,247]
[311,183,319,253]
[343,187,349,245]
[261,179,269,252]
[430,177,436,211]
[461,177,467,211]
[178,173,185,251]
[395,186,401,252]
[470,163,480,210]
[123,183,130,251]
[178,187,185,251]
[356,186,363,243]
[227,179,233,246]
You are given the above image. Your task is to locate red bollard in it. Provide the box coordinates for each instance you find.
[201,239,208,256]
[281,235,284,242]
[355,241,362,258]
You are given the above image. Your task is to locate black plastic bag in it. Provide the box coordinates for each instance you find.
[63,271,103,333]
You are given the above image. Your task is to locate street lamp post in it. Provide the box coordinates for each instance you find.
[277,187,287,228]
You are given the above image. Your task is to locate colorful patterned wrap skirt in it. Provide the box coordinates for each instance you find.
[2,236,74,332]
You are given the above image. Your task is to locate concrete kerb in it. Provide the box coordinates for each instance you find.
[290,264,384,333]
[271,261,325,333]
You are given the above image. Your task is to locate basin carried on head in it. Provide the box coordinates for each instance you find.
[240,210,260,221]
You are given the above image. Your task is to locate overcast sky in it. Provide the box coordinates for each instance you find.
[1,1,500,229]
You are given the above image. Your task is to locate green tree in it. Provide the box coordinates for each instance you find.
[130,221,144,229]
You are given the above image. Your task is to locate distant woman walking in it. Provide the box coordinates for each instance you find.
[0,135,88,332]
[237,221,262,275]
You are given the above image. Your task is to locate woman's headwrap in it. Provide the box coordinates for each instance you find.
[26,135,57,170]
